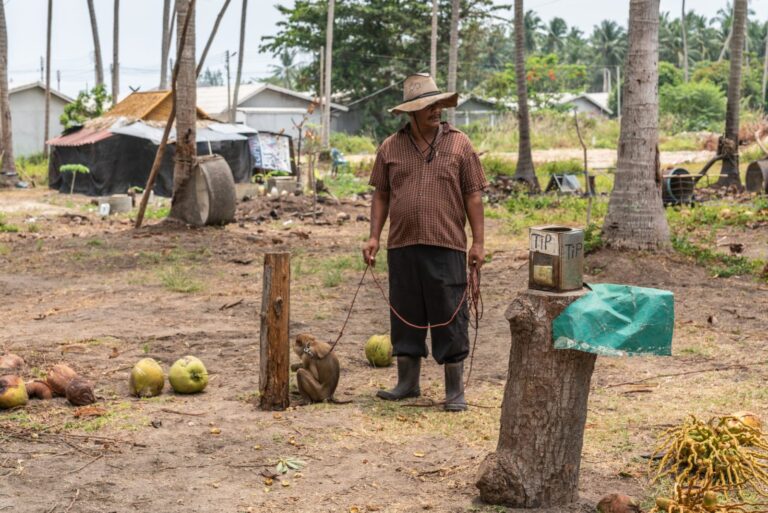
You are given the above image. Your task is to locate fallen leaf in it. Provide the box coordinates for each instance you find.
[263,478,273,486]
[273,413,283,420]
[349,507,360,513]
[253,444,262,450]
[73,406,107,418]
[210,427,221,435]
[413,451,425,458]
[281,480,291,487]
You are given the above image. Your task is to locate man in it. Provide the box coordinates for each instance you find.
[362,74,487,412]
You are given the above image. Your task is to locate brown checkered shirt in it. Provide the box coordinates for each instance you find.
[369,122,488,252]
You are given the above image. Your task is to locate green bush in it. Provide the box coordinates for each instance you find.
[329,133,377,155]
[480,155,516,177]
[660,81,726,132]
[537,159,584,175]
[658,61,683,88]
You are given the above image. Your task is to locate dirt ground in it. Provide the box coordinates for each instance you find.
[1,186,767,513]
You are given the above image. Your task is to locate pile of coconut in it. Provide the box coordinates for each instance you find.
[0,354,95,409]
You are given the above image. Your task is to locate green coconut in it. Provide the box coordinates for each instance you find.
[365,334,393,367]
[168,356,209,394]
[0,375,28,409]
[129,358,165,398]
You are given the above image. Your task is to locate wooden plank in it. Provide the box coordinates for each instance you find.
[259,252,290,410]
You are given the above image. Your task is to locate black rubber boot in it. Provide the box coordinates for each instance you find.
[444,362,467,412]
[376,356,421,400]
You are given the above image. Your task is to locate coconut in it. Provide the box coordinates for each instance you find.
[26,380,53,400]
[0,375,28,409]
[596,494,641,513]
[0,354,25,370]
[65,377,96,406]
[129,358,165,398]
[168,356,209,394]
[47,364,78,397]
[364,334,393,367]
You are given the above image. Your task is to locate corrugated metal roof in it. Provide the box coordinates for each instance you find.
[197,83,348,116]
[47,128,113,147]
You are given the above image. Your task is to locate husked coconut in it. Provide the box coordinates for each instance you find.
[47,364,78,396]
[65,377,96,406]
[26,380,53,400]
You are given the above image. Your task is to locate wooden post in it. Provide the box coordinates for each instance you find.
[476,288,595,508]
[259,253,290,410]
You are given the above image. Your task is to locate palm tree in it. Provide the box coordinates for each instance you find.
[512,0,539,192]
[602,0,669,250]
[430,0,438,80]
[86,0,105,86]
[169,0,197,222]
[0,0,17,182]
[267,49,299,89]
[717,0,748,188]
[447,0,460,126]
[44,0,52,153]
[231,0,248,123]
[715,2,733,61]
[160,0,172,89]
[762,24,768,107]
[563,27,587,64]
[322,0,334,146]
[681,0,689,81]
[523,10,542,53]
[590,20,627,67]
[542,17,567,55]
[112,0,120,106]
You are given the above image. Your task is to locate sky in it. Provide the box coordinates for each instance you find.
[5,0,768,100]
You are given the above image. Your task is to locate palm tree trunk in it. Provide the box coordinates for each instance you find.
[0,0,16,180]
[112,0,120,105]
[169,0,197,221]
[44,0,52,154]
[86,0,105,86]
[197,0,232,76]
[447,0,460,125]
[681,0,689,82]
[430,0,438,80]
[717,0,747,188]
[322,0,334,146]
[762,30,768,107]
[230,0,247,123]
[512,0,539,192]
[602,0,669,250]
[160,0,172,89]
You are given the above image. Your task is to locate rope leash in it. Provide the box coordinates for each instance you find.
[325,260,484,406]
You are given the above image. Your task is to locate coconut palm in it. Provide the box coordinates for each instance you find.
[563,27,587,64]
[602,0,669,250]
[231,0,248,123]
[160,0,172,89]
[590,20,627,67]
[86,0,105,86]
[512,0,539,192]
[0,0,16,181]
[112,0,120,105]
[717,0,748,188]
[542,17,567,55]
[267,49,300,89]
[44,0,52,153]
[447,0,460,125]
[523,9,542,53]
[681,0,689,81]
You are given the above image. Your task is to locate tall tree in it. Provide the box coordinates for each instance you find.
[169,0,197,222]
[86,0,105,86]
[717,0,747,188]
[763,29,768,107]
[681,0,689,81]
[231,0,247,123]
[543,17,567,55]
[0,0,16,181]
[44,0,52,153]
[602,0,669,250]
[512,0,539,192]
[112,0,120,105]
[322,0,334,146]
[265,49,298,89]
[523,9,542,53]
[447,0,460,125]
[160,0,172,89]
[430,0,438,80]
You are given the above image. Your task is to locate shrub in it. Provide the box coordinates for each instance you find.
[660,81,726,132]
[329,133,377,155]
[481,155,516,177]
[537,159,584,175]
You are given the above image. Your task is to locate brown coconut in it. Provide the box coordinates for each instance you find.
[596,494,642,513]
[26,380,53,400]
[47,364,78,397]
[65,377,96,406]
[0,354,25,370]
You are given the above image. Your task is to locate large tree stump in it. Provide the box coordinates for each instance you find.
[259,253,290,410]
[476,288,596,508]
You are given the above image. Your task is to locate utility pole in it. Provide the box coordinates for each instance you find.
[322,0,334,147]
[225,50,232,116]
[319,47,324,145]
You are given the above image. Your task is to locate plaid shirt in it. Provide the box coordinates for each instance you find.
[369,122,488,252]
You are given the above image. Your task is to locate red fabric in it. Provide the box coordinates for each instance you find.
[47,128,113,147]
[369,122,488,252]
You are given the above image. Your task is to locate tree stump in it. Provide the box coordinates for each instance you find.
[259,253,290,411]
[476,288,596,508]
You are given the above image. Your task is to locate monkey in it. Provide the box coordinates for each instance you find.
[291,333,348,404]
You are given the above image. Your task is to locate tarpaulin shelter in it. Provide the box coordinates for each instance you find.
[47,91,256,197]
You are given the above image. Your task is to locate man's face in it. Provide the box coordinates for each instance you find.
[412,103,443,131]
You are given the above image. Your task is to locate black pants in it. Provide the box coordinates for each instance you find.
[387,245,469,364]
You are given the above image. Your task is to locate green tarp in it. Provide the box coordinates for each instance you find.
[552,283,674,356]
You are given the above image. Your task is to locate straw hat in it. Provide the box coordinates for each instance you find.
[389,73,458,114]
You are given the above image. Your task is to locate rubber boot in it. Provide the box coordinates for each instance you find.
[444,361,467,412]
[376,356,421,400]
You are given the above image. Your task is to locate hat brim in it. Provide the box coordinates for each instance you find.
[388,92,458,114]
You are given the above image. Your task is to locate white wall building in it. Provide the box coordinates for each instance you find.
[9,82,73,157]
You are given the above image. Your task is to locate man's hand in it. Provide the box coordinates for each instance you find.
[362,238,380,267]
[468,242,485,269]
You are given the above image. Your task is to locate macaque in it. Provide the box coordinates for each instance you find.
[291,333,341,403]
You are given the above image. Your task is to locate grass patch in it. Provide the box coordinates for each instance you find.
[15,154,49,185]
[142,203,171,220]
[324,173,372,199]
[671,233,763,279]
[0,244,10,256]
[158,265,204,293]
[0,213,20,233]
[329,132,377,154]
